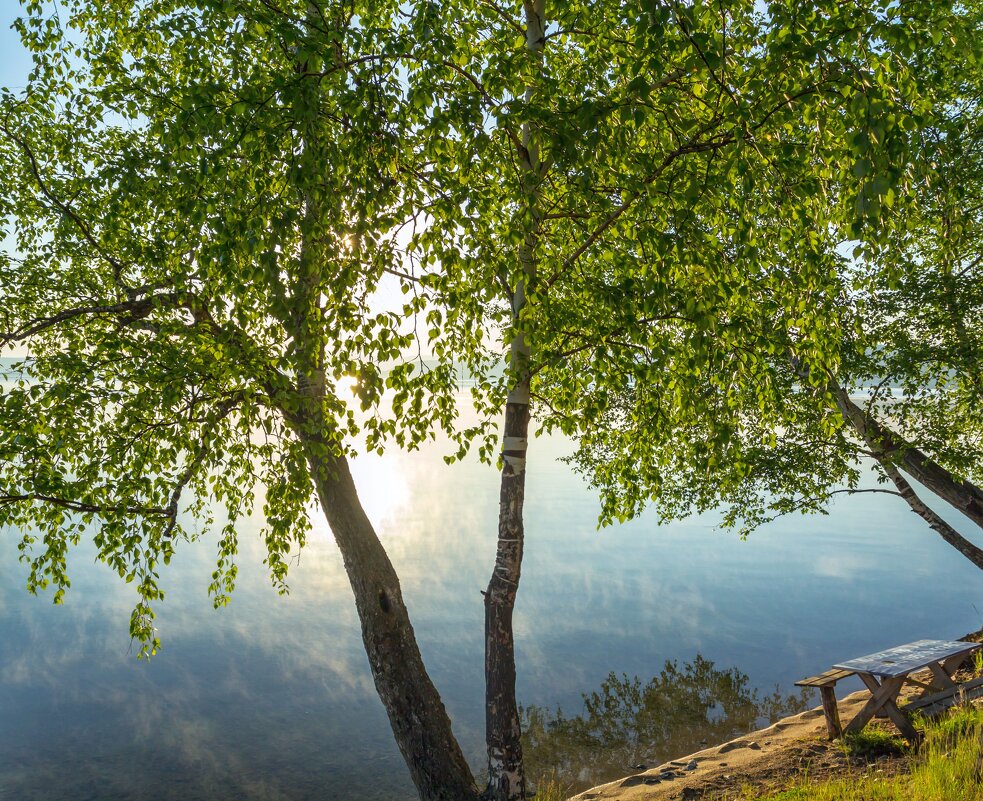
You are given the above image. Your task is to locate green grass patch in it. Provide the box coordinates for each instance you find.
[839,727,906,760]
[751,704,983,801]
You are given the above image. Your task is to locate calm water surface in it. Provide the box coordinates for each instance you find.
[1,391,982,800]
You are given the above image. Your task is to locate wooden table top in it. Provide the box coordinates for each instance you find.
[833,639,980,678]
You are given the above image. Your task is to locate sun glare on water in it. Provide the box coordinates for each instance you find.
[349,452,410,530]
[331,375,411,528]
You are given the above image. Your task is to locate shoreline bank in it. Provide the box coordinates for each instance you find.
[571,629,983,800]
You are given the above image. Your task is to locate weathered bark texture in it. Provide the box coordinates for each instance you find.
[834,391,983,530]
[831,384,983,570]
[287,30,478,789]
[299,424,480,801]
[484,3,545,800]
[485,397,531,801]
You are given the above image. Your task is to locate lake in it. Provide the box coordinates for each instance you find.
[1,389,982,800]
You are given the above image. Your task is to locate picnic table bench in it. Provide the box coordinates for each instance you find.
[796,639,983,741]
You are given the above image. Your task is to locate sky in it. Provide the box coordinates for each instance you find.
[1,9,32,359]
[0,8,32,92]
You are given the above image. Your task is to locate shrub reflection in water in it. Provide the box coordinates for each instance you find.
[521,655,809,794]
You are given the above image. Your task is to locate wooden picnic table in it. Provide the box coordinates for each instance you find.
[833,639,983,741]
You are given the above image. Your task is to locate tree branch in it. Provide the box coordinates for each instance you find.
[544,134,735,289]
[0,118,133,291]
[0,492,167,518]
[0,291,184,347]
[161,395,241,538]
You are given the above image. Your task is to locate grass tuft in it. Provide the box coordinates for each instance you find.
[839,727,906,760]
[750,703,983,801]
[529,772,570,801]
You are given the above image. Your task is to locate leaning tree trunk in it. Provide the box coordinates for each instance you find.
[484,3,545,800]
[298,421,479,801]
[831,384,983,570]
[878,452,983,570]
[834,390,983,530]
[280,9,478,797]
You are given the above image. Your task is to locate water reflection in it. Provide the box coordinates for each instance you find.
[521,655,809,794]
[2,388,983,799]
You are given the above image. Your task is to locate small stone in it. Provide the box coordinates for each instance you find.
[748,741,762,750]
[686,760,698,771]
[645,777,661,785]
[631,763,646,770]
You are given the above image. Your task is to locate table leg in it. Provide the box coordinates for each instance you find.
[856,673,893,717]
[942,652,974,674]
[929,662,958,691]
[819,685,842,739]
[844,675,907,735]
[857,673,881,693]
[880,699,920,742]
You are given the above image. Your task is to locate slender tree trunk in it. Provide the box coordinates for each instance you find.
[297,422,479,801]
[484,3,544,799]
[832,387,983,530]
[879,452,983,569]
[485,388,531,801]
[830,384,983,570]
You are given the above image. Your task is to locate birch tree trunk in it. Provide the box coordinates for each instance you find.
[835,386,983,528]
[296,426,480,801]
[832,387,983,531]
[830,384,983,570]
[483,3,544,800]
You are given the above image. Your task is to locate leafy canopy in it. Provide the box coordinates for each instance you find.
[0,0,465,652]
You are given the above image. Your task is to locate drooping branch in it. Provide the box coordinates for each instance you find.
[877,450,983,571]
[832,385,983,531]
[822,380,983,570]
[788,355,983,534]
[1,388,245,542]
[161,395,242,539]
[0,492,167,518]
[0,118,133,290]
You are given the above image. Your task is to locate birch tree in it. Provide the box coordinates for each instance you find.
[0,2,479,799]
[407,1,947,798]
[835,5,983,548]
[0,2,962,801]
[564,2,983,569]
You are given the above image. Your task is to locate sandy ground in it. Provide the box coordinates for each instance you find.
[569,632,983,800]
[567,689,881,801]
[569,675,983,800]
